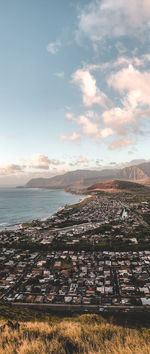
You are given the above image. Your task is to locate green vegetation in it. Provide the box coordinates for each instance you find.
[0,303,51,322]
[1,233,150,252]
[64,197,90,210]
[128,194,150,203]
[54,219,88,228]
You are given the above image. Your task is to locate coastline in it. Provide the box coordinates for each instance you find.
[64,193,92,208]
[0,189,88,231]
[19,192,91,230]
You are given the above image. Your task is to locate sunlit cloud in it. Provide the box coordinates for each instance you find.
[66,113,75,121]
[60,132,80,143]
[64,54,150,150]
[77,156,87,164]
[0,155,65,177]
[30,154,63,170]
[108,65,150,109]
[109,138,133,150]
[78,115,99,136]
[72,69,112,109]
[0,164,23,175]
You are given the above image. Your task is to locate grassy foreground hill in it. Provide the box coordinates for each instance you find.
[0,305,150,353]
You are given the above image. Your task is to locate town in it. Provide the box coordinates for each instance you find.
[0,193,150,312]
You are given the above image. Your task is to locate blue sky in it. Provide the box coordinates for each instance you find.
[0,0,150,184]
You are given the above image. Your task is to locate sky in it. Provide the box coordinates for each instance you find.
[0,0,150,185]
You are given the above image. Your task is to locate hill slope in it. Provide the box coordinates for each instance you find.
[0,312,150,354]
[86,179,150,193]
[25,161,150,190]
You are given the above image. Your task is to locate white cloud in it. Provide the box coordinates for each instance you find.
[92,64,150,140]
[66,113,75,121]
[77,156,87,164]
[78,116,115,139]
[78,115,99,136]
[69,156,89,167]
[0,155,65,176]
[112,57,143,69]
[82,56,144,76]
[65,49,150,150]
[86,110,98,119]
[0,164,23,176]
[77,0,150,44]
[72,69,111,109]
[47,41,61,54]
[31,154,50,169]
[63,111,116,141]
[108,65,150,109]
[60,132,80,143]
[30,154,62,170]
[100,128,115,138]
[109,138,133,150]
[102,107,135,135]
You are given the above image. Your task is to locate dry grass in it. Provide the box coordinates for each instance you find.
[0,314,150,354]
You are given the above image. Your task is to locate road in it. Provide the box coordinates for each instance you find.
[11,302,150,313]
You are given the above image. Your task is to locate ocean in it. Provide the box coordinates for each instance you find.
[0,188,82,230]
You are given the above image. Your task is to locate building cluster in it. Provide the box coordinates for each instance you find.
[51,196,140,225]
[0,194,150,310]
[1,195,149,248]
[0,250,150,307]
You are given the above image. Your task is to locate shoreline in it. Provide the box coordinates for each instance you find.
[0,189,89,232]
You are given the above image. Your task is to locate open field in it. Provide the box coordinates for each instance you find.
[0,307,150,354]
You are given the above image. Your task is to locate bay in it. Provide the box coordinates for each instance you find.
[0,188,82,229]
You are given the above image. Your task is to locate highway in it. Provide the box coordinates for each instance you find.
[11,302,150,313]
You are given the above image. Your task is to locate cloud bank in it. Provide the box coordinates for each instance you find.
[77,0,150,43]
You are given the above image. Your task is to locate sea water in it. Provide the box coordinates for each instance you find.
[0,188,81,229]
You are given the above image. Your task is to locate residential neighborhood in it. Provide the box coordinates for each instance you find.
[0,194,150,311]
[0,249,150,309]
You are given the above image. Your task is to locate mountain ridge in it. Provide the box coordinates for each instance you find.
[25,161,150,191]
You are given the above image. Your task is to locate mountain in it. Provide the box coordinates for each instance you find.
[85,179,150,193]
[118,162,150,185]
[137,161,150,177]
[25,169,118,189]
[118,165,148,181]
[25,161,150,191]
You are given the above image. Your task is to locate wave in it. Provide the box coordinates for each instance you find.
[0,222,9,226]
